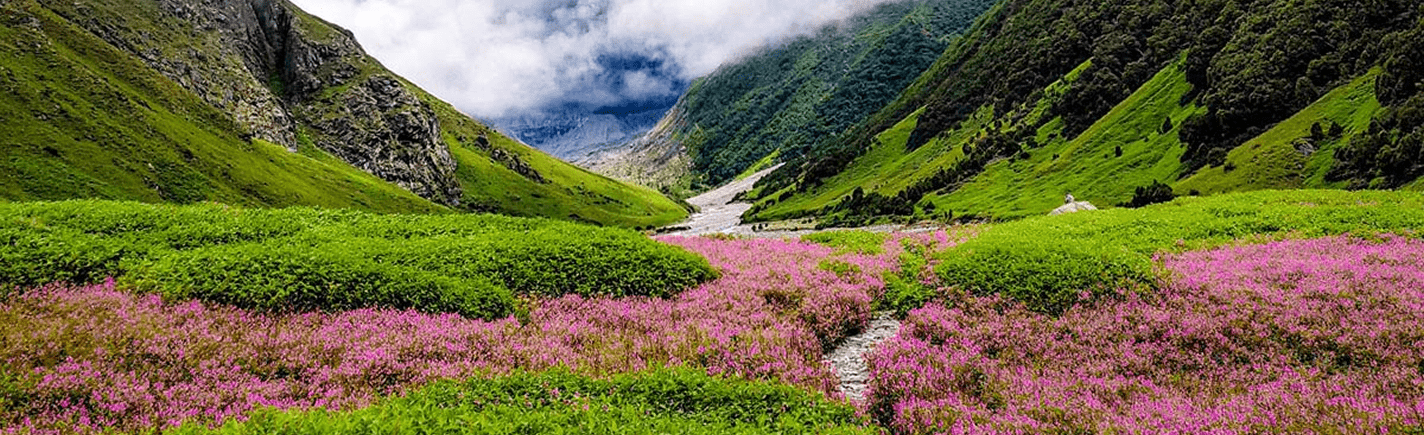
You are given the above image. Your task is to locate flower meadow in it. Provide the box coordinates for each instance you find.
[0,231,956,434]
[868,235,1424,434]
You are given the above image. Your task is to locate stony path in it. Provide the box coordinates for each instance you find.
[662,166,907,403]
[663,164,782,236]
[824,312,901,403]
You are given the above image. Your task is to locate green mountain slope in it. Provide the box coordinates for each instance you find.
[0,0,430,212]
[0,0,686,227]
[746,0,1424,223]
[583,0,1000,194]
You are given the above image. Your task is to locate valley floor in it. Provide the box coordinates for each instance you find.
[3,191,1423,433]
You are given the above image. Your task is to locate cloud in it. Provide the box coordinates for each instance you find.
[288,0,896,119]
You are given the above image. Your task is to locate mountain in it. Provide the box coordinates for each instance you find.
[494,107,670,160]
[0,0,687,227]
[741,0,1424,224]
[579,0,1003,195]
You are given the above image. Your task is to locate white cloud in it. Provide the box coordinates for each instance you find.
[289,0,897,119]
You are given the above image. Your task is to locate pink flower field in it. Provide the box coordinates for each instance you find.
[0,232,953,434]
[868,235,1424,434]
[4,230,1424,434]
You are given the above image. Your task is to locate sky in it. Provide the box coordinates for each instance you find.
[289,0,896,120]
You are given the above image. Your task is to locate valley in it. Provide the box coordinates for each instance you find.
[2,0,1423,433]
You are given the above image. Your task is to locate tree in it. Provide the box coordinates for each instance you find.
[1126,180,1176,208]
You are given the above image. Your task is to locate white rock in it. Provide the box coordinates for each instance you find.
[1050,201,1098,215]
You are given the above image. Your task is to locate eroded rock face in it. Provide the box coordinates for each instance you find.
[297,75,461,202]
[46,0,463,205]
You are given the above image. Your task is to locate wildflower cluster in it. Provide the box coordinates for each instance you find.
[868,235,1424,433]
[0,232,954,433]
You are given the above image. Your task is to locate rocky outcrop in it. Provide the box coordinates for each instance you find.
[297,75,461,202]
[576,102,693,191]
[470,134,545,184]
[43,0,463,205]
[1050,201,1098,215]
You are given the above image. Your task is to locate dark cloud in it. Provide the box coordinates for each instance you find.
[290,0,895,119]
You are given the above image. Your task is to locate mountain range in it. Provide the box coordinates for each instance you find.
[493,107,670,161]
[5,0,1422,229]
[0,0,686,227]
[585,0,1423,226]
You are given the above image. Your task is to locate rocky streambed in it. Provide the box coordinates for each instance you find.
[659,167,909,403]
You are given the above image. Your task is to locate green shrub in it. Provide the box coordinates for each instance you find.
[174,367,876,434]
[878,239,938,317]
[0,200,717,317]
[383,232,719,299]
[936,238,1155,314]
[126,242,514,319]
[802,230,889,255]
[933,190,1424,314]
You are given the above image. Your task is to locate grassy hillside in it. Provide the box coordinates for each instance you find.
[420,93,691,227]
[747,0,1424,223]
[646,0,1000,188]
[926,58,1201,219]
[1176,70,1382,194]
[0,0,443,213]
[0,0,687,227]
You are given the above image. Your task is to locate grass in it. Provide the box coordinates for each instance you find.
[928,58,1202,219]
[733,149,782,181]
[753,49,1390,223]
[1177,69,1382,194]
[0,0,687,228]
[174,367,876,435]
[931,189,1424,314]
[801,230,891,255]
[0,201,717,319]
[0,0,443,214]
[750,106,985,222]
[747,60,1094,222]
[412,88,690,228]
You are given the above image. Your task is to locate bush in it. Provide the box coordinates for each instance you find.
[802,230,889,255]
[933,190,1424,314]
[174,367,876,435]
[936,238,1155,314]
[126,242,513,319]
[0,201,717,317]
[1124,180,1176,208]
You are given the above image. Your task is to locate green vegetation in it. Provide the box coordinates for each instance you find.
[927,58,1200,219]
[1179,70,1381,194]
[932,190,1424,314]
[0,201,716,319]
[0,0,686,228]
[748,0,1424,224]
[669,0,999,187]
[0,0,443,214]
[176,367,874,435]
[1327,17,1424,189]
[432,110,690,228]
[801,230,889,255]
[878,237,938,317]
[733,149,781,181]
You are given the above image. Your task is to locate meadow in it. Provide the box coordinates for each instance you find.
[2,191,1423,434]
[0,200,716,319]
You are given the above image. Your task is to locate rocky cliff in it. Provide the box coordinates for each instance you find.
[42,0,461,204]
[576,102,694,196]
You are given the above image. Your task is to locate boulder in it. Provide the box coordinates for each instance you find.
[1050,201,1098,215]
